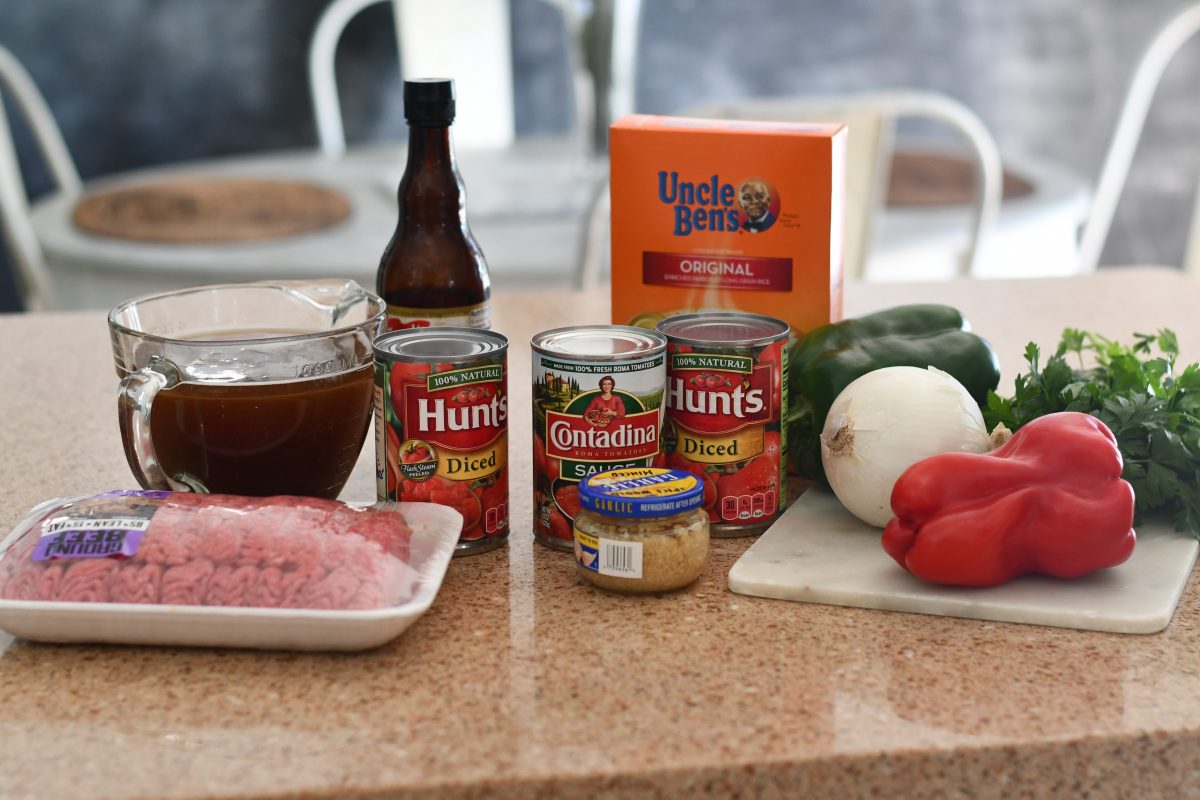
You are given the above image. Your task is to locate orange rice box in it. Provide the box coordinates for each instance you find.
[609,115,846,338]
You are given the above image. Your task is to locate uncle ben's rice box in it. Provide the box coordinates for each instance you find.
[609,115,846,339]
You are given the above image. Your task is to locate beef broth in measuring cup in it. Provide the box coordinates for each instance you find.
[108,281,385,499]
[147,367,375,498]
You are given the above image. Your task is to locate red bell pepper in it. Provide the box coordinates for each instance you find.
[881,411,1136,587]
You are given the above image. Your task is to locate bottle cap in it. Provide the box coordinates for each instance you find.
[579,468,705,518]
[404,78,456,126]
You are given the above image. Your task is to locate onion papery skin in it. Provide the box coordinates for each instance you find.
[820,366,991,528]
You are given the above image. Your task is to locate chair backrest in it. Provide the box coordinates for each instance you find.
[309,0,593,156]
[0,46,79,311]
[1077,3,1200,274]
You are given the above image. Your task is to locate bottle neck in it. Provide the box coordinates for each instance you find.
[399,123,464,221]
[405,123,455,171]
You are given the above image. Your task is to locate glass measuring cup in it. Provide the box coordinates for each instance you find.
[108,280,385,498]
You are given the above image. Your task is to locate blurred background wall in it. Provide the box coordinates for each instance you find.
[2,0,1199,310]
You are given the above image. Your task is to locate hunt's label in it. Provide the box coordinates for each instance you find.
[666,356,775,436]
[401,374,507,453]
[661,334,787,531]
[378,347,509,542]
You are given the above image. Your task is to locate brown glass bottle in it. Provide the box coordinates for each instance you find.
[377,78,492,330]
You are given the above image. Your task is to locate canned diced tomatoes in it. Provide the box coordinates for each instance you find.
[657,312,789,537]
[375,328,509,555]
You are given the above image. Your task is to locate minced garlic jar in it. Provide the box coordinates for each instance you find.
[573,468,710,593]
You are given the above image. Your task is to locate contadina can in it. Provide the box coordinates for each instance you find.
[375,327,509,555]
[656,312,789,537]
[531,325,667,551]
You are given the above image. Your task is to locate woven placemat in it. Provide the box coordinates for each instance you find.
[887,151,1035,208]
[72,178,352,243]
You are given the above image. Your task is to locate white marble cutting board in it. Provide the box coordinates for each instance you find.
[728,488,1199,634]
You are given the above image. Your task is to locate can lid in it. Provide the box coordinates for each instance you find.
[404,78,455,126]
[579,468,705,518]
[374,327,508,361]
[656,312,789,346]
[532,325,666,360]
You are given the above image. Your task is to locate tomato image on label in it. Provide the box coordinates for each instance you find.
[402,441,433,463]
[397,438,438,481]
[666,448,719,512]
[554,482,582,518]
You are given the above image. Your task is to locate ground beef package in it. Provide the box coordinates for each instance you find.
[0,491,422,611]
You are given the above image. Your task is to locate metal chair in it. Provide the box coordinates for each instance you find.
[1078,3,1200,274]
[308,0,594,157]
[0,46,79,310]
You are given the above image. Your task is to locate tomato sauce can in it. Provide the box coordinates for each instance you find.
[531,325,668,551]
[656,312,789,537]
[375,327,509,556]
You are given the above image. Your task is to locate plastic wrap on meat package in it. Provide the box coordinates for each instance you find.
[0,490,462,651]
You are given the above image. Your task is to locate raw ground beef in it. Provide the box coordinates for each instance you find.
[0,493,416,610]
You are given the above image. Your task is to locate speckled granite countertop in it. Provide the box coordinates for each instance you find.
[1,269,1198,799]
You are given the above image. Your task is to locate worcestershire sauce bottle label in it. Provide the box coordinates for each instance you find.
[385,302,492,331]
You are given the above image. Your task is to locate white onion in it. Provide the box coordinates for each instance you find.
[820,366,992,528]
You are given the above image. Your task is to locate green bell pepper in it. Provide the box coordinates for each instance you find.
[788,304,1001,480]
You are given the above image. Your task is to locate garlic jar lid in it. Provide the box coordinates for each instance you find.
[579,468,704,518]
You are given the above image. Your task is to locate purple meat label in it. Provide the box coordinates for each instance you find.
[32,519,150,561]
[97,490,172,500]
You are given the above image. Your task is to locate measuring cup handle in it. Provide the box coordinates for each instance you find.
[117,357,187,492]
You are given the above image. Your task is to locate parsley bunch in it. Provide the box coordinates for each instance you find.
[984,329,1200,538]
